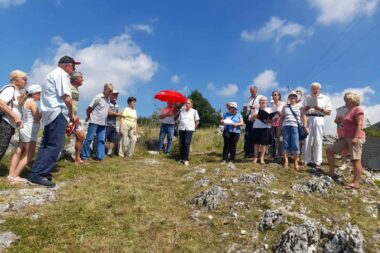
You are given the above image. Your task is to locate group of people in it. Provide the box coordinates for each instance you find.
[220,83,366,189]
[0,56,367,189]
[0,56,139,187]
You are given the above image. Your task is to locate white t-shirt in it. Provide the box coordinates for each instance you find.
[253,107,272,129]
[244,94,264,116]
[302,93,332,116]
[40,67,72,126]
[178,108,200,131]
[0,86,22,128]
[270,100,286,120]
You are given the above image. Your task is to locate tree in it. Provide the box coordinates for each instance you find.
[188,90,219,128]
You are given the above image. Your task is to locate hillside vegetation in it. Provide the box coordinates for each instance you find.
[0,127,379,252]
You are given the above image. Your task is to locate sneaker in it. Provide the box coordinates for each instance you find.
[184,161,189,166]
[28,177,56,188]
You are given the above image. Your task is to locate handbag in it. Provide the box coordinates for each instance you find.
[288,104,308,141]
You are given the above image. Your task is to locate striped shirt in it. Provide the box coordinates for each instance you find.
[282,104,302,127]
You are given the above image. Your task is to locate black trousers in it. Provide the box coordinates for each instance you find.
[244,121,253,157]
[0,119,15,161]
[223,132,240,162]
[179,130,193,161]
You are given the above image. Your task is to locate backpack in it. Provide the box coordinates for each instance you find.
[0,85,16,118]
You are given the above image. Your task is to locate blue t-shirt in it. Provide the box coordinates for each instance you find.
[223,112,242,133]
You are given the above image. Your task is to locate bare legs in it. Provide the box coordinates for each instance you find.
[253,144,266,164]
[8,141,36,183]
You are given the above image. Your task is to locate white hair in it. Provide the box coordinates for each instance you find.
[310,82,321,89]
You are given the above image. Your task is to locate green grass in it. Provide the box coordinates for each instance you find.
[0,127,379,252]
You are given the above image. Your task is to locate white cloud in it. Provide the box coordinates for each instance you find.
[251,70,279,93]
[170,75,179,83]
[241,17,313,52]
[217,84,239,97]
[0,0,26,8]
[128,24,154,34]
[309,0,379,25]
[29,32,158,100]
[207,82,216,90]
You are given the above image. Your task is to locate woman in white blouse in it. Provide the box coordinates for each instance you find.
[177,99,200,166]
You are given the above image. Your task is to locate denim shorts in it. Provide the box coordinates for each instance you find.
[282,125,300,155]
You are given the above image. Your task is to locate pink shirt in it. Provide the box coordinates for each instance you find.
[343,106,365,139]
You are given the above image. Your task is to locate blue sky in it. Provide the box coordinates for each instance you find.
[1,0,380,133]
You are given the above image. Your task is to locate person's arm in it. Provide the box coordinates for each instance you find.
[28,100,42,122]
[86,106,93,122]
[352,112,364,144]
[301,107,308,133]
[0,100,22,126]
[195,120,200,129]
[63,94,78,122]
[233,116,244,127]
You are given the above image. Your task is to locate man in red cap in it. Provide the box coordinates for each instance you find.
[28,56,80,187]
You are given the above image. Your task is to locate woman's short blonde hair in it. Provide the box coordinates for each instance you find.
[259,96,267,102]
[104,82,113,90]
[9,70,27,82]
[345,92,361,106]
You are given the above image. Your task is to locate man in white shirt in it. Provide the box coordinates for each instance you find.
[302,82,332,168]
[28,56,80,187]
[81,83,113,161]
[243,86,263,158]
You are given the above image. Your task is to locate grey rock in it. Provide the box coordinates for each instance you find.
[324,225,364,253]
[364,205,378,219]
[273,220,319,253]
[258,209,284,232]
[212,168,221,175]
[192,166,207,175]
[239,172,276,186]
[227,243,239,253]
[292,175,334,195]
[191,186,228,210]
[143,159,159,165]
[193,178,210,189]
[0,232,18,251]
[0,204,10,213]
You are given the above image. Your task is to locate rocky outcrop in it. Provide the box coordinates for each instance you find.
[324,225,364,253]
[292,175,334,195]
[273,220,319,253]
[191,186,228,210]
[258,209,284,232]
[239,172,276,186]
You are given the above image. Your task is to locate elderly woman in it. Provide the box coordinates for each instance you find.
[251,96,272,164]
[120,97,138,157]
[221,102,244,164]
[270,91,286,159]
[279,92,307,171]
[178,99,200,166]
[0,70,27,161]
[326,92,365,189]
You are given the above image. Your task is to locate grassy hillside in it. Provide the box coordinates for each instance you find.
[0,127,379,252]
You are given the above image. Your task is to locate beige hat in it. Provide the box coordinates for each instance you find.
[229,102,238,109]
[288,91,299,100]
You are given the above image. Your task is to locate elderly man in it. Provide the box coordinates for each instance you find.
[243,86,263,158]
[106,90,123,157]
[81,83,113,161]
[28,56,80,187]
[303,82,332,169]
[70,71,86,165]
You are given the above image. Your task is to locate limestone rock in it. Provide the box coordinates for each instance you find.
[191,186,228,210]
[324,225,364,253]
[0,232,18,251]
[273,220,319,253]
[239,172,276,186]
[193,178,210,189]
[292,175,334,195]
[258,209,284,232]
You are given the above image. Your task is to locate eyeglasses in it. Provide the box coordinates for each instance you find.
[272,94,279,96]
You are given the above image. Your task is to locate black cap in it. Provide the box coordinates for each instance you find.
[58,56,81,65]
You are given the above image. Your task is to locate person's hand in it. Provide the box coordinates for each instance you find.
[85,117,89,122]
[304,106,311,111]
[352,137,358,144]
[70,115,79,123]
[304,126,309,134]
[119,130,124,136]
[14,116,23,127]
[314,105,322,112]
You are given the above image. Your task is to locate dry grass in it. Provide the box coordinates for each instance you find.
[0,127,379,252]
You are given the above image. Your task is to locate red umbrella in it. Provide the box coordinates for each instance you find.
[154,90,187,103]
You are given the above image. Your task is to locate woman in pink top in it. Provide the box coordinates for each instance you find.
[326,92,365,189]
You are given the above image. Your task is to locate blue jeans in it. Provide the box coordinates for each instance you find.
[179,130,193,161]
[282,125,300,155]
[29,113,67,180]
[81,123,106,160]
[158,124,175,154]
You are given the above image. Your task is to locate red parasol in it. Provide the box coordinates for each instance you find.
[154,90,187,103]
